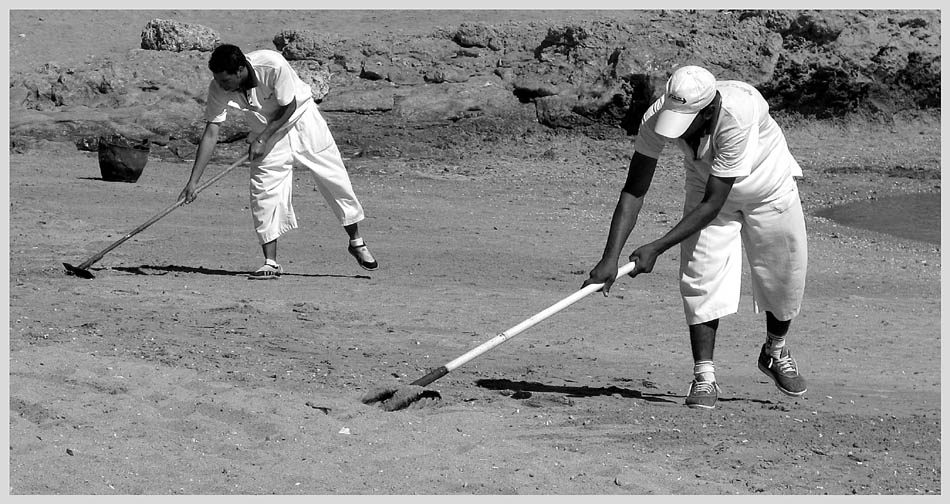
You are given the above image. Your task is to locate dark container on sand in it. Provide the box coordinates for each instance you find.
[98,135,150,183]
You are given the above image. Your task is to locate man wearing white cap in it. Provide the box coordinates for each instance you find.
[180,44,378,279]
[584,65,808,410]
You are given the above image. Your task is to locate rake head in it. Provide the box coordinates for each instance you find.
[63,263,95,279]
[361,385,442,411]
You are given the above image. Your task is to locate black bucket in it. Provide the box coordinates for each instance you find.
[98,135,150,183]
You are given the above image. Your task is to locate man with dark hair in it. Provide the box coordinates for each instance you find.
[584,65,808,410]
[180,43,378,278]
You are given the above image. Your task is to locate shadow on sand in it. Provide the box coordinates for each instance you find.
[476,378,778,407]
[111,264,371,279]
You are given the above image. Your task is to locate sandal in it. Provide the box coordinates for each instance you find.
[248,262,282,280]
[348,241,378,271]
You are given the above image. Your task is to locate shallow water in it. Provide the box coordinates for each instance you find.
[815,192,940,245]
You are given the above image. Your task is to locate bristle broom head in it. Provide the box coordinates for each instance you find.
[63,263,95,279]
[380,385,442,411]
[360,387,398,405]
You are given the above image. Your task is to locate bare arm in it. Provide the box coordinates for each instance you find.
[629,174,735,275]
[583,151,658,294]
[179,122,221,204]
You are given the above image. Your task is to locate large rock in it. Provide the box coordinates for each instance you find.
[390,76,521,122]
[289,60,332,102]
[140,19,219,52]
[760,10,940,117]
[273,29,340,62]
[320,86,396,114]
[453,23,503,50]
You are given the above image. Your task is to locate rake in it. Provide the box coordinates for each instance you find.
[64,154,249,279]
[362,261,638,411]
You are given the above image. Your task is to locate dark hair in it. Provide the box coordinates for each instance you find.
[208,44,247,74]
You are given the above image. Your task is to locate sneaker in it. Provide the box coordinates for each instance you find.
[685,379,721,410]
[757,344,807,396]
[248,262,282,280]
[348,241,378,271]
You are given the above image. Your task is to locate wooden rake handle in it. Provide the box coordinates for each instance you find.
[411,260,639,387]
[73,154,249,271]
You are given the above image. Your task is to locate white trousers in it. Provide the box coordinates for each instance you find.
[679,185,807,325]
[248,104,365,245]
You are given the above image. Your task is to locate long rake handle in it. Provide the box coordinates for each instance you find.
[74,154,249,270]
[410,261,638,387]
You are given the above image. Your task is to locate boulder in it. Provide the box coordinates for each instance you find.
[453,23,503,50]
[320,87,396,114]
[290,60,332,101]
[140,19,219,52]
[390,77,520,122]
[424,66,471,84]
[273,29,340,62]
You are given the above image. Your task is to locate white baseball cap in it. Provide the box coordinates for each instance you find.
[654,65,717,138]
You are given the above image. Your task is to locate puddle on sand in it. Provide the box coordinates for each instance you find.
[815,192,940,245]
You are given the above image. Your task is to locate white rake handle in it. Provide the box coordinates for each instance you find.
[71,154,250,270]
[411,260,638,387]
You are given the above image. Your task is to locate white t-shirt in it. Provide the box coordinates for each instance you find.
[203,50,314,133]
[635,80,802,202]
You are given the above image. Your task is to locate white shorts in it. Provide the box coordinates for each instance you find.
[679,185,807,325]
[248,103,365,244]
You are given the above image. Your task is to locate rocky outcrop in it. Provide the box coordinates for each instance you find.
[9,10,940,158]
[140,19,219,52]
[758,10,941,118]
